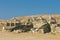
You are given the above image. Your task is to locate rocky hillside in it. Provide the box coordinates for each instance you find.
[0,14,60,31]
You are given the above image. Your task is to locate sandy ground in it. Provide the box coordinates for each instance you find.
[0,31,60,40]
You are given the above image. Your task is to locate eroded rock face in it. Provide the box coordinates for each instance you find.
[8,19,33,33]
[0,15,60,34]
[31,16,51,34]
[37,23,51,34]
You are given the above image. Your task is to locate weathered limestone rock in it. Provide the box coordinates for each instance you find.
[0,15,60,34]
[55,27,60,33]
[50,24,57,33]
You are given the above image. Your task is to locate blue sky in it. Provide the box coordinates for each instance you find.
[0,0,60,20]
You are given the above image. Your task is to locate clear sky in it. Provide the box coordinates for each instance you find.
[0,0,60,20]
